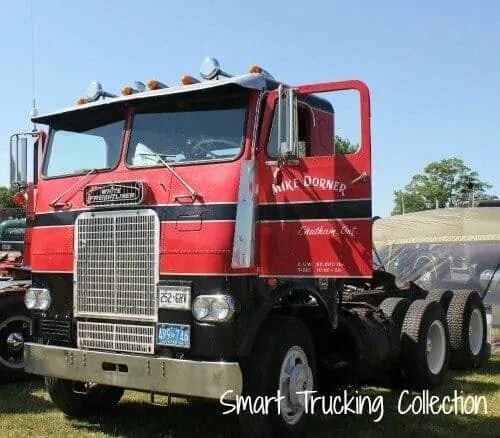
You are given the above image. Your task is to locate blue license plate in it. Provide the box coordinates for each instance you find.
[157,323,190,348]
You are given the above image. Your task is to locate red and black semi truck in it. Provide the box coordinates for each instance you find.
[11,57,488,437]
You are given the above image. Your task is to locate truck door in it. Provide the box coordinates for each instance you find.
[257,81,372,278]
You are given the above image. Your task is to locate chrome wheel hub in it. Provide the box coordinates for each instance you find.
[279,346,313,425]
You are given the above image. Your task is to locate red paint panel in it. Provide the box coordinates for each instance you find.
[160,222,236,275]
[30,226,73,272]
[257,80,373,278]
[259,219,372,277]
[260,156,370,204]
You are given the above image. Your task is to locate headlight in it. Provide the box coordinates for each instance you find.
[24,287,51,311]
[24,288,37,309]
[192,294,237,322]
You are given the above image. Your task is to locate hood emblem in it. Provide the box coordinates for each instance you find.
[83,181,145,207]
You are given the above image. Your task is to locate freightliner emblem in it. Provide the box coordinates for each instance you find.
[83,181,145,207]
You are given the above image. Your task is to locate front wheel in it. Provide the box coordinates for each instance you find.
[0,294,31,383]
[239,317,316,438]
[45,377,124,418]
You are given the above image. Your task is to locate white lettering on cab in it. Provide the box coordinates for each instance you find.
[298,225,358,237]
[272,175,347,196]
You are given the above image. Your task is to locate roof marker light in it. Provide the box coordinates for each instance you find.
[121,81,146,96]
[76,98,88,105]
[248,65,275,80]
[181,75,200,85]
[147,80,168,90]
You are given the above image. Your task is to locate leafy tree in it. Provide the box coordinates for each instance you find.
[0,186,19,209]
[335,135,358,155]
[391,158,494,215]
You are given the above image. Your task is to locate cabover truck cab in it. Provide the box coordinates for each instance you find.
[13,58,488,437]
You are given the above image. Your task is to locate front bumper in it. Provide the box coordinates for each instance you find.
[24,343,242,401]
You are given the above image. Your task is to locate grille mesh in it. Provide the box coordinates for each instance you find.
[77,321,155,354]
[74,209,159,321]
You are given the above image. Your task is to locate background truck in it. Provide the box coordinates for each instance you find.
[11,57,490,438]
[0,215,31,382]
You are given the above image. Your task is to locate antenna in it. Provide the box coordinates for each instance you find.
[30,0,38,132]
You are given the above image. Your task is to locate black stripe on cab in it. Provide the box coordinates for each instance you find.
[258,199,372,221]
[31,204,238,227]
[30,200,372,227]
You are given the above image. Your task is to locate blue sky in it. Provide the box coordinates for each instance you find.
[1,0,499,217]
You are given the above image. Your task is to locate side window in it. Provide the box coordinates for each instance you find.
[266,99,335,158]
[266,105,311,158]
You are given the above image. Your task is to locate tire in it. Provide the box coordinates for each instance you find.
[238,317,316,438]
[426,289,454,312]
[401,299,449,389]
[45,377,124,418]
[379,297,411,327]
[0,294,31,383]
[446,291,486,370]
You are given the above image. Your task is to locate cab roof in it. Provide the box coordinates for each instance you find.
[31,73,334,127]
[32,74,271,126]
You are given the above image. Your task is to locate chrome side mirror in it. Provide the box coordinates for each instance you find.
[10,134,28,188]
[277,85,299,164]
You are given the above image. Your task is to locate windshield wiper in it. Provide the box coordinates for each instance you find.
[49,168,96,209]
[137,152,201,202]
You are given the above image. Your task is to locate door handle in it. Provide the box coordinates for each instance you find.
[351,171,369,185]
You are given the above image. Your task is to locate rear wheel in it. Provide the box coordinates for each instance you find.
[446,291,486,370]
[426,289,454,312]
[239,317,315,438]
[379,297,411,327]
[401,299,449,389]
[45,377,124,418]
[0,294,30,383]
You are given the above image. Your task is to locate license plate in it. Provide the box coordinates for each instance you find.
[157,323,190,348]
[158,286,191,310]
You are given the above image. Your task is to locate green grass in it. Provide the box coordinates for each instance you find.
[0,356,499,438]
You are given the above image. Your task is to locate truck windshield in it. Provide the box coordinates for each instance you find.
[126,91,248,166]
[43,111,125,178]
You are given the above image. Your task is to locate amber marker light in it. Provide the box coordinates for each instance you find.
[267,277,278,286]
[147,80,168,90]
[249,65,262,74]
[181,75,200,85]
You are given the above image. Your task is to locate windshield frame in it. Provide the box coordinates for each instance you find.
[41,112,128,180]
[124,89,251,170]
[40,88,253,180]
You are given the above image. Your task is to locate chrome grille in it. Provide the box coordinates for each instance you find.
[77,321,155,354]
[74,209,159,321]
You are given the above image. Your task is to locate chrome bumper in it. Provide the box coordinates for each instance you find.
[24,343,242,401]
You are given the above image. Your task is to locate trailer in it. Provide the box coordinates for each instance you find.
[10,58,489,437]
[373,207,499,356]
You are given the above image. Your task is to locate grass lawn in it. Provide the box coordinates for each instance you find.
[0,356,498,438]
